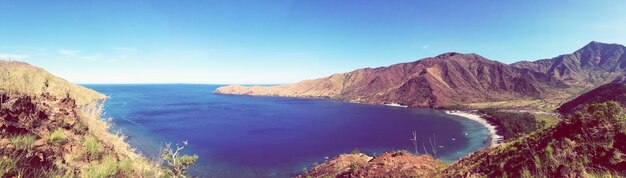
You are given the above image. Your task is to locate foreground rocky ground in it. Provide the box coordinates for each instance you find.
[298,151,446,178]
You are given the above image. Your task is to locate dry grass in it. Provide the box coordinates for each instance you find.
[48,129,66,146]
[584,170,625,178]
[9,134,36,150]
[0,60,105,106]
[77,102,164,177]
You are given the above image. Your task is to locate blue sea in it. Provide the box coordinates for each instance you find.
[84,84,489,177]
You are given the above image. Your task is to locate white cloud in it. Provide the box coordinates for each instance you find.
[112,47,138,52]
[422,45,429,49]
[59,49,80,57]
[58,49,103,61]
[80,55,101,61]
[0,53,30,60]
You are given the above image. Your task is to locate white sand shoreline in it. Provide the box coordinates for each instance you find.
[356,102,502,147]
[383,103,408,108]
[444,110,503,147]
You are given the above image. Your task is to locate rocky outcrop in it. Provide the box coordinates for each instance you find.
[298,151,447,178]
[0,91,86,176]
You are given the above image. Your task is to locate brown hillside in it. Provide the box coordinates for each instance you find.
[217,42,626,109]
[217,53,565,108]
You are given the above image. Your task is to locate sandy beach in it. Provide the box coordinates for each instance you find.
[384,103,408,108]
[445,110,503,147]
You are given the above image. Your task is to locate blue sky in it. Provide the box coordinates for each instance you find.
[1,0,625,84]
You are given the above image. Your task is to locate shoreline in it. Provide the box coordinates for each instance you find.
[383,103,408,108]
[373,102,503,148]
[362,101,502,147]
[444,110,503,147]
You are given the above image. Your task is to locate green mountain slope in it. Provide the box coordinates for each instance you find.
[558,82,626,115]
[442,102,626,177]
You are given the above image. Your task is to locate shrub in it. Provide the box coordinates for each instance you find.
[351,148,361,154]
[83,135,100,160]
[161,141,198,177]
[349,163,361,171]
[43,169,75,178]
[72,122,88,134]
[10,134,36,150]
[117,158,134,176]
[479,109,541,140]
[49,129,66,146]
[0,157,17,176]
[81,155,118,178]
[544,143,554,159]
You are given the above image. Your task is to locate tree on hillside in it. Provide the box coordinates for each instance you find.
[161,141,198,177]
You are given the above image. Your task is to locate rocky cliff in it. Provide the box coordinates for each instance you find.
[298,151,447,178]
[0,60,162,177]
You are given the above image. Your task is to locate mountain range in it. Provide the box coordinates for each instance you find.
[216,41,626,109]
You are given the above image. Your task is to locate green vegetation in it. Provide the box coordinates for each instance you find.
[81,155,119,178]
[83,135,101,160]
[72,122,88,134]
[532,113,559,128]
[584,171,625,178]
[79,155,135,178]
[117,158,134,176]
[349,162,361,172]
[161,141,198,177]
[466,99,558,112]
[0,151,70,177]
[9,134,35,150]
[558,83,626,114]
[48,129,66,146]
[443,102,626,177]
[0,157,16,176]
[478,109,544,140]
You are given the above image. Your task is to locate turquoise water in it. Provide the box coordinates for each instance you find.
[85,84,488,177]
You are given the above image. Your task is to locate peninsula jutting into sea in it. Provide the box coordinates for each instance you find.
[2,1,626,177]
